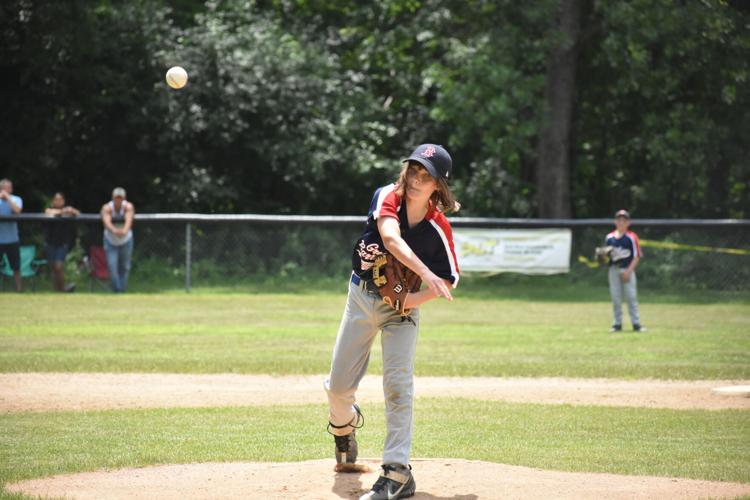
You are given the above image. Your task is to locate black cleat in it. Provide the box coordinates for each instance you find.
[359,464,416,500]
[609,324,622,333]
[334,431,358,467]
[328,404,364,468]
[633,324,648,332]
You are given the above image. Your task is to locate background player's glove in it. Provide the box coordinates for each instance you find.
[595,246,614,265]
[372,253,422,316]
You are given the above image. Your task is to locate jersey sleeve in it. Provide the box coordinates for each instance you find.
[629,231,642,258]
[369,184,400,221]
[427,213,460,288]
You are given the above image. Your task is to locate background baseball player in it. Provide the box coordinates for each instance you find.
[605,209,646,332]
[324,144,460,500]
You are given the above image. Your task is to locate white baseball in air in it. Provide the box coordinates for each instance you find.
[166,66,188,89]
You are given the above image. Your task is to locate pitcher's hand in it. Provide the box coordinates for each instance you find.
[422,269,452,301]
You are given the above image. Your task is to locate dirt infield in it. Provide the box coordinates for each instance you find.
[1,373,749,413]
[7,458,750,499]
[4,374,750,499]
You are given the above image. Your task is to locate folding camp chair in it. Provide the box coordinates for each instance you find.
[83,245,110,291]
[1,244,47,291]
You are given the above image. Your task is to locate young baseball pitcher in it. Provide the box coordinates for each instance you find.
[605,209,646,332]
[324,144,460,500]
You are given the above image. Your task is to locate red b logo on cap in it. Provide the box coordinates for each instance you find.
[420,146,436,158]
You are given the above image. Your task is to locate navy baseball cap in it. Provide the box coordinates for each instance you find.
[403,144,452,180]
[614,209,630,219]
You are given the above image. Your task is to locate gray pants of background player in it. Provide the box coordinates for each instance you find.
[608,266,641,326]
[325,277,420,466]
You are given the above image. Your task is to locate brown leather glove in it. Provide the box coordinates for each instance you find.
[372,253,422,316]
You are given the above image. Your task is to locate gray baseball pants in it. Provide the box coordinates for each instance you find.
[325,276,420,466]
[608,266,641,326]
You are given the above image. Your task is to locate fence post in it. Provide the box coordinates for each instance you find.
[185,222,192,292]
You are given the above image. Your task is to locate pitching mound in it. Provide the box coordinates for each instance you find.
[6,459,750,500]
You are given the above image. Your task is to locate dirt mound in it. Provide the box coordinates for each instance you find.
[2,373,748,413]
[6,458,750,499]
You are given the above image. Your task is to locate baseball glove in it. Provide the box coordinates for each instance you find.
[371,253,422,316]
[595,246,614,265]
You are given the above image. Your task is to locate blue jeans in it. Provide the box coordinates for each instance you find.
[44,243,70,263]
[104,238,133,292]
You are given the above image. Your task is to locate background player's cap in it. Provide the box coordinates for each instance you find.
[112,187,127,198]
[614,209,630,219]
[403,144,452,180]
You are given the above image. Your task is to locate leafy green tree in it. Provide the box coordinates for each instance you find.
[1,0,747,218]
[574,0,750,218]
[0,1,175,211]
[423,1,557,216]
[153,1,394,213]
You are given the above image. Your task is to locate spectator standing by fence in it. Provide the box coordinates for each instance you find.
[606,209,646,333]
[0,178,23,292]
[44,192,80,292]
[101,187,135,293]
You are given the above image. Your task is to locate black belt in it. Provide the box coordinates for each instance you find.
[351,273,380,294]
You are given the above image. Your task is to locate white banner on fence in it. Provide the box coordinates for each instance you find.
[454,228,572,274]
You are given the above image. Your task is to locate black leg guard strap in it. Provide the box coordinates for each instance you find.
[327,404,364,435]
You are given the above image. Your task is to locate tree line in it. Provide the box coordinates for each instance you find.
[1,0,748,218]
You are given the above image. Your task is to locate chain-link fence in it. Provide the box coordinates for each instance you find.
[570,223,750,291]
[2,214,749,293]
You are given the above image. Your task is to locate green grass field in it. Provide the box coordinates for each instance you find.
[2,290,748,379]
[2,402,749,485]
[1,286,749,498]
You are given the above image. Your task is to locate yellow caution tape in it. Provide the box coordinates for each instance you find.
[639,239,750,255]
[578,255,602,268]
[578,239,749,269]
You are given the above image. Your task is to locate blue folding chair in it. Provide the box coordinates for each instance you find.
[1,245,47,291]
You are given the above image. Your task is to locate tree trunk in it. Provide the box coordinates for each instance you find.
[706,156,730,217]
[535,0,583,218]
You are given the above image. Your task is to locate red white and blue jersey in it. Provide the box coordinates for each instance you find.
[352,184,460,287]
[605,230,642,269]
